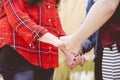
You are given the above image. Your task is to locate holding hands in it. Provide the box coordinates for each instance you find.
[60,35,83,55]
[39,32,86,69]
[59,35,86,69]
[61,48,86,69]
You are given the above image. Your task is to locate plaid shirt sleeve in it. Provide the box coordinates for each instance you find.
[0,0,2,14]
[3,0,48,46]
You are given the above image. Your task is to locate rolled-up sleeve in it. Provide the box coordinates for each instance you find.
[3,0,48,45]
[82,39,93,53]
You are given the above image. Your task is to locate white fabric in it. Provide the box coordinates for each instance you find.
[102,44,120,80]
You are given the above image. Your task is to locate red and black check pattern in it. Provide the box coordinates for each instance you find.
[0,0,65,69]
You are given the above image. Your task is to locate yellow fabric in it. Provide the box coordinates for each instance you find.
[59,0,87,34]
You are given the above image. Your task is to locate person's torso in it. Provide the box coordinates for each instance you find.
[0,0,65,69]
[100,3,120,47]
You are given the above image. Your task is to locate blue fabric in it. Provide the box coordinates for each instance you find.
[0,45,54,80]
[86,0,94,13]
[82,31,99,59]
[1,66,34,80]
[1,65,54,80]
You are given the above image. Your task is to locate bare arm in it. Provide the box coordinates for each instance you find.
[72,0,120,43]
[37,32,64,48]
[60,0,120,54]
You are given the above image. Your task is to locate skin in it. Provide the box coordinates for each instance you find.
[38,0,120,68]
[38,33,85,68]
[60,0,120,55]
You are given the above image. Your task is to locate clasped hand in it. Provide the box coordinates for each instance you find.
[59,35,86,69]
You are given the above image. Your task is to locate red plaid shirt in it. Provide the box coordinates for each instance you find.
[0,0,2,14]
[0,0,65,69]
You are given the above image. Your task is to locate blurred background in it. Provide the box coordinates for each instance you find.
[54,0,95,80]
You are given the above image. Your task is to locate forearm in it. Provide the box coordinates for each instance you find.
[37,32,64,47]
[72,0,119,43]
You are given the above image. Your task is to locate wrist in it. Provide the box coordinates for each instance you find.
[72,33,82,44]
[52,38,65,48]
[38,32,60,46]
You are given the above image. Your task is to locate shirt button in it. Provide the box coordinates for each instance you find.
[48,19,51,22]
[49,47,51,50]
[29,44,34,48]
[48,6,51,8]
